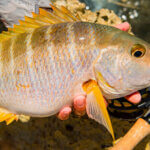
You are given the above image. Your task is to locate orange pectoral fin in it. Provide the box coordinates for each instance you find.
[82,80,115,140]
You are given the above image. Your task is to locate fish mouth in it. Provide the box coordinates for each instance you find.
[107,87,150,120]
[95,70,150,119]
[96,70,150,100]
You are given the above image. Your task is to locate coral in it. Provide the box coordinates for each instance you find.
[53,0,122,26]
[53,0,132,33]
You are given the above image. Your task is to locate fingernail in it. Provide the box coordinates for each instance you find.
[63,107,72,114]
[74,96,85,107]
[125,92,141,104]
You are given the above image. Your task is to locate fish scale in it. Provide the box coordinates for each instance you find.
[0,22,100,115]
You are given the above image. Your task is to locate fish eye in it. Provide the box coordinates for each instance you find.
[131,44,146,58]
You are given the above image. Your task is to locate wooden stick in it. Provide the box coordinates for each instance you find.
[110,118,150,150]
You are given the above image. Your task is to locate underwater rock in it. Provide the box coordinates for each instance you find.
[53,0,122,26]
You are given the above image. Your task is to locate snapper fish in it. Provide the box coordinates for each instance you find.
[0,4,150,140]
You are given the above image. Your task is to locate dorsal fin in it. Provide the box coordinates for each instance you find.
[0,4,80,42]
[49,4,80,22]
[39,8,65,23]
[60,6,81,21]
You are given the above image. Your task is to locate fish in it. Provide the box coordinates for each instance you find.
[0,4,150,140]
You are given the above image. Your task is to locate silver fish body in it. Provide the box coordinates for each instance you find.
[0,22,100,117]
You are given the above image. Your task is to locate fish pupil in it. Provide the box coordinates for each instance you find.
[134,51,142,57]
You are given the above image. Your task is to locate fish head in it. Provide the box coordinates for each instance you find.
[94,27,150,99]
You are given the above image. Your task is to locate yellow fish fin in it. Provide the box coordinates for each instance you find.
[60,6,81,21]
[0,32,12,39]
[0,30,19,42]
[5,115,18,125]
[39,8,65,24]
[1,31,15,37]
[13,24,33,32]
[31,4,80,25]
[24,16,49,26]
[0,4,80,42]
[0,108,18,125]
[7,19,40,36]
[0,31,16,42]
[83,80,115,140]
[0,108,30,125]
[3,31,18,37]
[8,27,25,34]
[50,4,80,22]
[19,20,41,28]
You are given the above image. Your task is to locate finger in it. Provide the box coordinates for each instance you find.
[74,95,86,116]
[57,106,72,120]
[114,22,130,32]
[104,97,108,107]
[125,91,141,104]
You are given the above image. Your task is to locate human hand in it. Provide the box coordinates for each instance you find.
[57,92,141,120]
